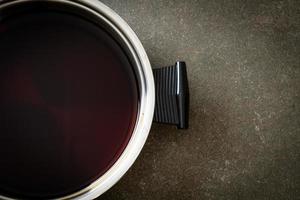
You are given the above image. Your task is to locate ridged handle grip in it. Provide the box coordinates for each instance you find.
[153,61,189,129]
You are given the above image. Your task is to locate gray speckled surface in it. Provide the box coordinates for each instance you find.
[97,0,300,200]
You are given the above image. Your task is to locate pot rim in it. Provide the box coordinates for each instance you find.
[0,0,155,199]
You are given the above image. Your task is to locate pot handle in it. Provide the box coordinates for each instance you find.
[153,61,189,129]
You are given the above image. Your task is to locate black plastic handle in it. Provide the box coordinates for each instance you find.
[153,61,189,129]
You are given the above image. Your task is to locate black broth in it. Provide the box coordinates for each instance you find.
[0,10,138,199]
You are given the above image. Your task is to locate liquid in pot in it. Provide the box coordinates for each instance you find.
[0,10,138,199]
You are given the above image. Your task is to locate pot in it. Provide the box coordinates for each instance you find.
[0,0,189,199]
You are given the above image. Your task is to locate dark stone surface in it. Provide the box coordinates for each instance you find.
[98,0,300,199]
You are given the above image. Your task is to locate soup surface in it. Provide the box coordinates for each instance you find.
[0,9,138,199]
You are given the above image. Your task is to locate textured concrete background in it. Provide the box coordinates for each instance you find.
[98,0,300,199]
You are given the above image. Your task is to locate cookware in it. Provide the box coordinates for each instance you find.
[0,0,189,199]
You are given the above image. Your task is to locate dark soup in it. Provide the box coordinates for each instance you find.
[0,7,138,199]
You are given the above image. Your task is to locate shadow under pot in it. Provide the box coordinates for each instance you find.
[0,0,189,199]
